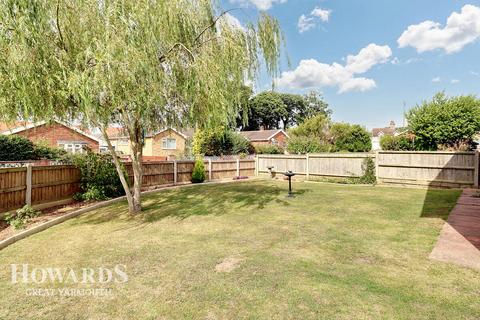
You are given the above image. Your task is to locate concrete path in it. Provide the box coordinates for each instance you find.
[430,189,480,271]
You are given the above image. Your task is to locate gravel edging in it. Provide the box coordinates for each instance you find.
[0,178,260,251]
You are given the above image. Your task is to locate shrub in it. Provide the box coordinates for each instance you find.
[358,157,376,184]
[380,135,415,151]
[0,135,37,161]
[191,158,206,183]
[193,128,253,156]
[63,151,125,201]
[229,132,254,155]
[34,141,67,160]
[5,205,40,229]
[255,145,284,154]
[287,136,331,154]
[330,123,371,152]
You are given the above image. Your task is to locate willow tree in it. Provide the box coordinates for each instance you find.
[0,0,284,213]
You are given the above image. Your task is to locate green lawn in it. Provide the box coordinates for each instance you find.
[0,180,478,319]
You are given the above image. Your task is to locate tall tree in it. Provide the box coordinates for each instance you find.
[299,90,331,123]
[0,0,284,213]
[244,91,287,130]
[279,93,305,129]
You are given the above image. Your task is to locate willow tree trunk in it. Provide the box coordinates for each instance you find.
[129,137,143,213]
[100,128,137,212]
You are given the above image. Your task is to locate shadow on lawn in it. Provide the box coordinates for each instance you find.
[79,181,310,225]
[418,153,479,250]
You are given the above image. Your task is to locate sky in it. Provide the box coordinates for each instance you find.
[220,0,480,129]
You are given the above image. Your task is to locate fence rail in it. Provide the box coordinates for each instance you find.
[257,153,374,179]
[0,159,255,213]
[257,151,480,188]
[376,151,478,188]
[2,151,479,214]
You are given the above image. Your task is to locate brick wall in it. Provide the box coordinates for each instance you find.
[15,123,99,152]
[251,132,288,148]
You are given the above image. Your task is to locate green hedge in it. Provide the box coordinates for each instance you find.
[0,135,66,161]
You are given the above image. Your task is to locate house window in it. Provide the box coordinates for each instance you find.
[58,142,87,154]
[271,138,278,145]
[118,139,129,146]
[162,138,176,149]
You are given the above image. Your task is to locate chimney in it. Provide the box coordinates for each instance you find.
[259,125,265,131]
[389,121,396,130]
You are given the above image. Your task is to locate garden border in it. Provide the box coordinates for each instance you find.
[0,178,259,251]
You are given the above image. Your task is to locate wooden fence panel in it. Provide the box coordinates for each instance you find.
[211,160,237,180]
[139,162,175,187]
[239,159,255,177]
[377,151,476,188]
[31,166,81,205]
[0,159,254,213]
[257,154,373,178]
[309,154,372,178]
[257,152,479,188]
[177,161,196,183]
[258,155,308,175]
[0,168,26,211]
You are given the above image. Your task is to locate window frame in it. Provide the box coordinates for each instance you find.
[162,137,177,150]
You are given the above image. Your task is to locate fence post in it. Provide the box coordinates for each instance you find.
[305,154,310,181]
[208,159,212,181]
[25,164,32,206]
[375,151,380,182]
[236,159,240,177]
[173,160,178,185]
[474,150,479,188]
[255,155,259,176]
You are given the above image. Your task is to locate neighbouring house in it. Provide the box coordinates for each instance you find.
[0,120,100,153]
[371,121,407,150]
[106,128,192,159]
[239,129,289,149]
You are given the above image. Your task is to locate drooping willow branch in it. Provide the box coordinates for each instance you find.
[56,0,68,52]
[158,8,241,64]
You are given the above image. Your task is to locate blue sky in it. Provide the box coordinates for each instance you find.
[221,0,480,129]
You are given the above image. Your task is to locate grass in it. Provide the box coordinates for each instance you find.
[0,180,478,319]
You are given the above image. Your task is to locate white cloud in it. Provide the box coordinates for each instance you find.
[311,7,331,22]
[391,57,400,65]
[398,4,480,54]
[298,6,331,33]
[230,0,287,10]
[470,70,479,76]
[345,44,392,73]
[222,13,246,31]
[275,43,392,93]
[432,77,441,83]
[451,79,460,84]
[298,15,316,33]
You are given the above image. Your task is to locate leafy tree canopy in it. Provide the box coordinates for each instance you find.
[0,0,284,212]
[288,114,330,139]
[243,91,287,130]
[330,123,372,152]
[406,92,480,150]
[299,91,332,123]
[240,90,330,130]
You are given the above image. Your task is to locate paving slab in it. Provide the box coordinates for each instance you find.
[430,189,480,271]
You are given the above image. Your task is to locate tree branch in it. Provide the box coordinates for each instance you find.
[158,42,195,64]
[158,8,241,64]
[56,0,68,52]
[193,8,241,44]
